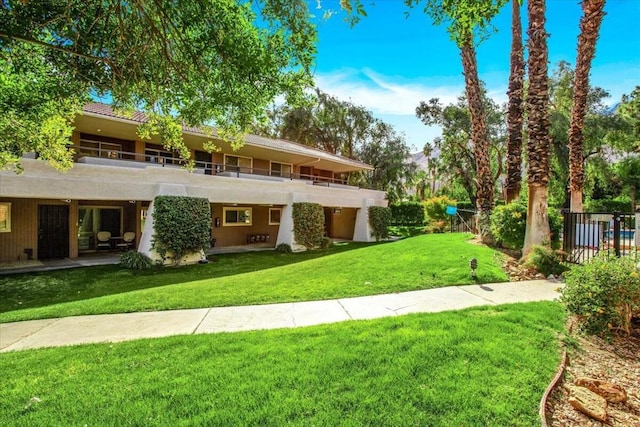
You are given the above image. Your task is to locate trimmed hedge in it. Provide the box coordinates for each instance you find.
[369,206,391,241]
[292,202,325,249]
[152,196,211,264]
[389,201,424,226]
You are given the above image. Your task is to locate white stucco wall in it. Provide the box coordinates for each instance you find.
[1,159,387,245]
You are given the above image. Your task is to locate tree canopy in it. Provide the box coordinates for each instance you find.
[415,88,506,207]
[0,0,317,169]
[256,89,416,203]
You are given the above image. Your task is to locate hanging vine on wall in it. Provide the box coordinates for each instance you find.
[368,206,391,241]
[292,202,324,249]
[152,195,211,264]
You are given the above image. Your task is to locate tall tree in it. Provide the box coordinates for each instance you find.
[406,0,507,242]
[257,90,416,202]
[416,90,506,208]
[257,89,374,158]
[354,122,417,204]
[504,0,525,203]
[523,0,552,255]
[568,0,606,212]
[0,0,316,169]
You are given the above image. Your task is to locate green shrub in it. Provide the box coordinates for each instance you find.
[584,196,632,213]
[490,201,527,250]
[561,255,640,336]
[320,236,332,249]
[490,201,563,250]
[368,206,391,241]
[119,251,154,270]
[275,243,292,253]
[522,245,568,277]
[423,195,457,223]
[425,220,448,234]
[389,202,424,226]
[292,202,324,249]
[152,196,212,265]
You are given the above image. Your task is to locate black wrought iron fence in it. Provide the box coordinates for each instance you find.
[449,209,477,233]
[562,211,638,264]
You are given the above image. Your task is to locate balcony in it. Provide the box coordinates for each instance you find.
[69,145,359,189]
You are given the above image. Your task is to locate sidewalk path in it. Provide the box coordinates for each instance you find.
[0,279,562,353]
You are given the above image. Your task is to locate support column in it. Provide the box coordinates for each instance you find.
[276,192,308,251]
[353,198,376,242]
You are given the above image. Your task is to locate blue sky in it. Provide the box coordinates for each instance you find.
[308,0,640,153]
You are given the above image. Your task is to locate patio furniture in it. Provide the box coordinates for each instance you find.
[96,231,112,250]
[116,232,136,251]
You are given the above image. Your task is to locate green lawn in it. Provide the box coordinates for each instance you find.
[0,301,563,426]
[0,233,508,323]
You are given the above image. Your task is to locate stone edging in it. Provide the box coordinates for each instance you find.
[539,349,568,427]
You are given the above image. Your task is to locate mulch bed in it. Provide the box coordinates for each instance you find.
[545,320,640,426]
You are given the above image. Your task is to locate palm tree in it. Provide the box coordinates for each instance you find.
[505,0,525,203]
[568,0,606,212]
[522,0,552,255]
[459,31,495,241]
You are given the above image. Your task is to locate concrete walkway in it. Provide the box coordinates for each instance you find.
[0,279,562,353]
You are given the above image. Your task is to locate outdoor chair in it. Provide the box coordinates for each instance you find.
[96,231,112,250]
[116,232,136,251]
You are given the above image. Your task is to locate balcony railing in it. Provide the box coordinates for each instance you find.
[67,145,357,188]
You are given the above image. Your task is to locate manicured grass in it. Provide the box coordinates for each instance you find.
[0,234,508,323]
[0,301,564,426]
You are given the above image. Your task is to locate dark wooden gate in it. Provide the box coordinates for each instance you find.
[38,205,69,259]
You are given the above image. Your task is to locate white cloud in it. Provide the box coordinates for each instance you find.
[313,68,509,148]
[314,68,465,116]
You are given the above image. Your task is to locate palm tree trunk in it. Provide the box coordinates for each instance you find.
[523,0,551,255]
[568,0,606,212]
[460,32,494,242]
[505,0,525,204]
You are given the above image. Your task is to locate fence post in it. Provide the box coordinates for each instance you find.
[613,211,621,257]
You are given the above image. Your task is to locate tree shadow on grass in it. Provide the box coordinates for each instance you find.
[0,241,379,314]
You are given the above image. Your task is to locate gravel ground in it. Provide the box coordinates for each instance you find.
[546,323,640,426]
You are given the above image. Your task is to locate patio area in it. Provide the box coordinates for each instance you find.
[0,244,275,275]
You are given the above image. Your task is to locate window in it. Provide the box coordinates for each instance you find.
[0,202,11,232]
[145,144,177,165]
[78,206,123,251]
[79,139,122,159]
[270,161,293,178]
[224,155,252,173]
[223,207,252,226]
[269,208,281,225]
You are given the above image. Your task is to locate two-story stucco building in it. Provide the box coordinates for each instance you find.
[0,103,387,264]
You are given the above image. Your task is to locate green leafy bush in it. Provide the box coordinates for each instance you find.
[490,201,527,249]
[423,195,457,223]
[119,250,154,270]
[389,202,424,226]
[368,206,391,241]
[561,255,640,336]
[584,196,632,213]
[275,243,292,253]
[490,200,563,250]
[292,202,324,249]
[425,220,447,234]
[320,237,332,249]
[152,196,212,264]
[522,245,568,277]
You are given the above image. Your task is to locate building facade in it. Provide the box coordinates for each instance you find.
[0,103,387,263]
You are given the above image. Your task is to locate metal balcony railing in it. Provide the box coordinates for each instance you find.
[67,145,356,187]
